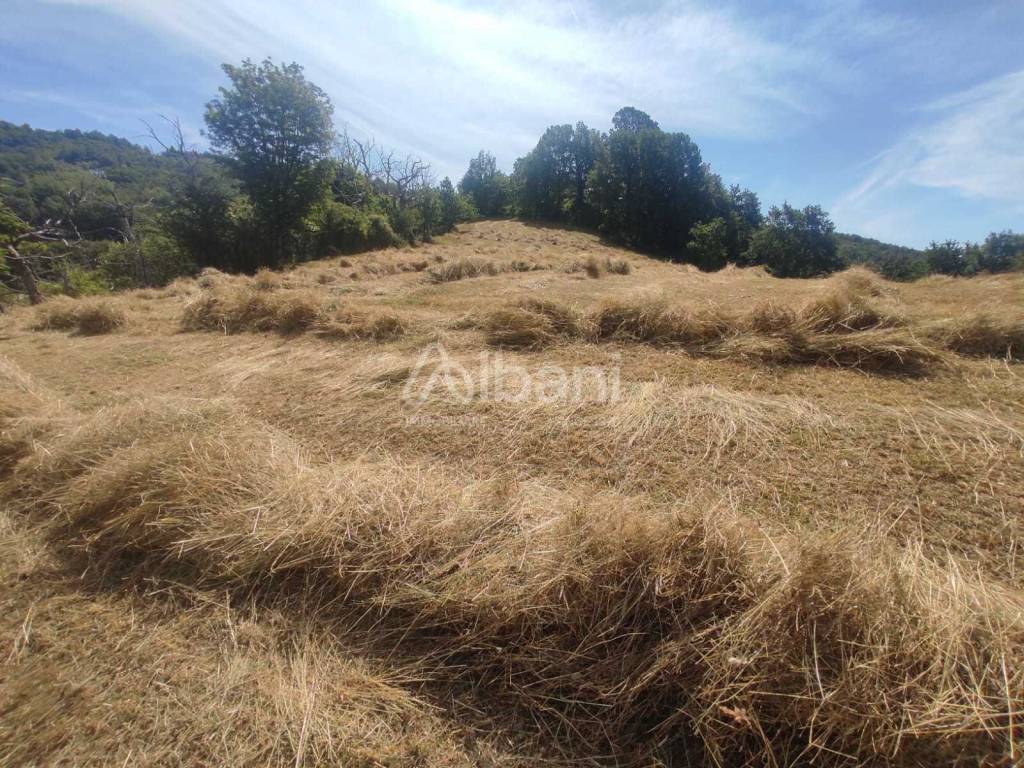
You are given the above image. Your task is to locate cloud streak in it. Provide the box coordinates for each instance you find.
[41,0,831,178]
[833,69,1024,243]
[841,70,1024,205]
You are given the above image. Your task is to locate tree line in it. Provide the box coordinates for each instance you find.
[459,106,1023,280]
[1,59,1022,304]
[0,58,474,302]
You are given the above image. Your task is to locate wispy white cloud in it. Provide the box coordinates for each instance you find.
[38,0,835,178]
[833,69,1024,243]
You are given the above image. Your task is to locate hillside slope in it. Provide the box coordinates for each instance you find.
[1,220,1022,766]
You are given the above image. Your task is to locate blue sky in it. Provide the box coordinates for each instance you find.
[2,0,1022,248]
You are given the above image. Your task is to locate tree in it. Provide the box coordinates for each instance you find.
[611,107,659,133]
[687,218,729,271]
[0,200,79,304]
[204,58,335,268]
[588,109,709,254]
[146,116,242,272]
[439,177,459,232]
[512,122,599,224]
[459,151,509,218]
[725,185,763,262]
[925,240,975,276]
[979,230,1024,273]
[743,203,842,277]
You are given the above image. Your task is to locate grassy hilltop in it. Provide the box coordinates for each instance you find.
[1,219,1022,766]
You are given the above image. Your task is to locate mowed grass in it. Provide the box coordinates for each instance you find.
[1,220,1022,767]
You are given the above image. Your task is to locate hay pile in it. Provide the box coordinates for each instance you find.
[483,287,942,373]
[2,395,1019,766]
[31,296,127,335]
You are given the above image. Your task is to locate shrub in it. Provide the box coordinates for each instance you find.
[367,214,401,250]
[311,203,402,256]
[686,217,729,271]
[925,240,976,276]
[743,204,844,277]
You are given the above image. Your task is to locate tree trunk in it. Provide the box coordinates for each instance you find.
[6,244,42,305]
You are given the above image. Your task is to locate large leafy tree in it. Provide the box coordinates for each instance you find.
[588,108,709,254]
[979,230,1024,273]
[459,151,509,217]
[513,122,599,224]
[743,203,842,277]
[204,58,335,268]
[925,240,976,276]
[687,217,729,271]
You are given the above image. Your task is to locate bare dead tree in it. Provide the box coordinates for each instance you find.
[4,219,79,305]
[143,115,202,182]
[335,129,433,210]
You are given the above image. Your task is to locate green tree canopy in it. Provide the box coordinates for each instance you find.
[588,109,709,254]
[459,151,509,217]
[204,58,335,267]
[925,240,976,276]
[979,230,1024,273]
[743,203,842,277]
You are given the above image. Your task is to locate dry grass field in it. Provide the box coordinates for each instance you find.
[1,219,1023,766]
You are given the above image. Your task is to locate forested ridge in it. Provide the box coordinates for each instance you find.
[1,58,1021,305]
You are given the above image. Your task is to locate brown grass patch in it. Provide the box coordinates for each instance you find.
[569,255,633,278]
[181,284,326,334]
[929,314,1024,359]
[427,257,500,283]
[428,257,545,283]
[484,307,557,349]
[798,290,903,333]
[1,396,1020,767]
[317,311,409,341]
[31,297,126,335]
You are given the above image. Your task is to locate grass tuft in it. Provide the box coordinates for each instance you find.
[31,297,126,335]
[929,314,1024,359]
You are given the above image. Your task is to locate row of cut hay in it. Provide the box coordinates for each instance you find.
[181,284,326,334]
[926,314,1024,360]
[2,396,1020,766]
[315,310,408,341]
[179,281,407,340]
[566,254,633,277]
[30,296,127,335]
[426,257,545,283]
[0,507,501,768]
[483,290,941,373]
[0,356,70,471]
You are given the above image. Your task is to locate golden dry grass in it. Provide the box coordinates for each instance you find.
[1,220,1022,767]
[30,296,127,335]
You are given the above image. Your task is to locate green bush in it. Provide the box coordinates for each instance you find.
[313,201,370,254]
[98,234,195,289]
[366,213,400,249]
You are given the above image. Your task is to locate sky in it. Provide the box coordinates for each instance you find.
[1,0,1022,248]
